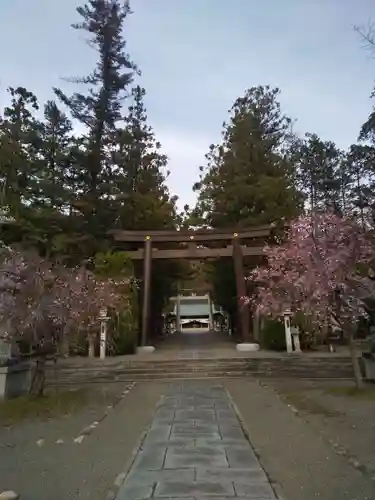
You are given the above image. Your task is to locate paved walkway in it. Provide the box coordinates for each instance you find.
[116,381,276,499]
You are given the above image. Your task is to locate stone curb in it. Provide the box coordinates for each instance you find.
[224,385,287,500]
[104,428,148,500]
[104,393,162,500]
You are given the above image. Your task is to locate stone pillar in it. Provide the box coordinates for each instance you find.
[208,294,214,330]
[283,310,293,353]
[176,294,181,333]
[291,327,301,353]
[0,337,11,360]
[99,309,109,359]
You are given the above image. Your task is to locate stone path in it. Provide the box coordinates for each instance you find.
[116,381,276,500]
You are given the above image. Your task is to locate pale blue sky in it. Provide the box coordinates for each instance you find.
[0,0,374,210]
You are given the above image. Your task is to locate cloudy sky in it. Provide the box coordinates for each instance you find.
[0,0,374,210]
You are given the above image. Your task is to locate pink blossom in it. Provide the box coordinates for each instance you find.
[0,246,124,355]
[247,212,375,331]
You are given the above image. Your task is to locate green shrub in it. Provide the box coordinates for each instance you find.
[113,332,136,355]
[261,318,286,351]
[110,309,137,355]
[94,250,139,356]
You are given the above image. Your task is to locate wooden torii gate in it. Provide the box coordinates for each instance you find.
[110,225,272,346]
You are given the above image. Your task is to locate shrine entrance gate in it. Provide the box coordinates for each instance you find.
[110,226,272,346]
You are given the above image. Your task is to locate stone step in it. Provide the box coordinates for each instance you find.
[50,372,354,385]
[47,355,355,385]
[49,368,354,384]
[60,353,351,364]
[56,357,352,372]
[52,367,353,381]
[58,364,353,373]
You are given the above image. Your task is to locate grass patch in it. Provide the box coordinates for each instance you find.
[0,388,88,425]
[325,385,375,400]
[279,390,340,417]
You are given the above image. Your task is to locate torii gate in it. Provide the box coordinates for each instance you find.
[110,225,272,346]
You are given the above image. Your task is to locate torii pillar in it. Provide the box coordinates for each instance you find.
[139,235,155,352]
[232,233,258,351]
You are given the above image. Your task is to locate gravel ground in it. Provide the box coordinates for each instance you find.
[266,379,375,477]
[226,379,375,500]
[0,382,166,500]
[0,384,127,449]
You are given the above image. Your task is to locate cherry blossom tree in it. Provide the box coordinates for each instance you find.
[0,244,122,395]
[68,264,125,357]
[247,212,375,388]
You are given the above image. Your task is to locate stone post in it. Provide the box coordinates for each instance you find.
[208,294,214,330]
[176,294,181,333]
[99,308,109,360]
[283,310,293,353]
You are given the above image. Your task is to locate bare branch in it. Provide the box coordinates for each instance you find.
[354,21,375,58]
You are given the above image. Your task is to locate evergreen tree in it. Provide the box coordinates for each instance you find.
[193,86,301,228]
[32,101,88,260]
[359,88,375,144]
[0,87,40,217]
[111,86,185,340]
[37,101,73,212]
[53,0,137,257]
[0,2,192,342]
[356,73,375,228]
[0,87,54,251]
[192,85,301,330]
[346,144,375,228]
[0,90,85,258]
[112,85,176,230]
[292,133,344,214]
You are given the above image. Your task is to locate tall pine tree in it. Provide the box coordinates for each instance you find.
[54,0,137,257]
[292,133,344,214]
[193,86,301,228]
[192,85,301,331]
[111,86,185,340]
[112,85,176,230]
[0,87,40,218]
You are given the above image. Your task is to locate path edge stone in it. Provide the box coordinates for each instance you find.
[105,427,148,500]
[104,392,162,500]
[224,384,287,500]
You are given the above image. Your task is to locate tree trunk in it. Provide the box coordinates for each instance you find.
[29,357,47,396]
[60,331,69,358]
[88,334,95,358]
[253,309,260,342]
[347,328,364,390]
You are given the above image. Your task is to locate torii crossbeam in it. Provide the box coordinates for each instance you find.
[109,226,272,347]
